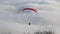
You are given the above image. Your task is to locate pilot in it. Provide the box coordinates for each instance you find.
[28,22,31,25]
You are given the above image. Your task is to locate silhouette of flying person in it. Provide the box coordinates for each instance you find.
[28,22,31,25]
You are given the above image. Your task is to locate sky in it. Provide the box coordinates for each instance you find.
[0,0,60,25]
[0,0,60,34]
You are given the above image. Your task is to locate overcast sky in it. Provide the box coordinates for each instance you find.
[0,0,60,25]
[0,0,60,34]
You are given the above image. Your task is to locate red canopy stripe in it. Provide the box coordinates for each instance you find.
[22,8,38,13]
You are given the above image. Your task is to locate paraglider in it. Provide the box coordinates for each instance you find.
[21,7,38,26]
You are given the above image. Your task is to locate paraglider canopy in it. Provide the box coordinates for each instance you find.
[22,8,38,14]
